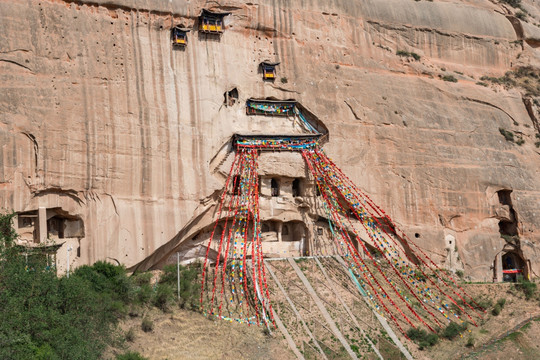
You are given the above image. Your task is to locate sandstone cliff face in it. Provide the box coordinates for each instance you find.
[1,0,539,280]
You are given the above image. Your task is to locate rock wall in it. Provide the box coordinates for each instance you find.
[1,0,539,280]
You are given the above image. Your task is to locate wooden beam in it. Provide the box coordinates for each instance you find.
[265,261,328,360]
[315,257,384,360]
[288,258,358,359]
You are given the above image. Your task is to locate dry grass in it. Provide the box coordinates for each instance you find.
[112,307,292,360]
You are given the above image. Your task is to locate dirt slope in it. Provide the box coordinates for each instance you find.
[112,308,293,360]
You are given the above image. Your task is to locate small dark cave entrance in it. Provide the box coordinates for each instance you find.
[292,178,302,197]
[271,178,280,197]
[223,88,239,106]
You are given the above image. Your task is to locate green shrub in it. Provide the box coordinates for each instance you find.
[280,77,288,84]
[160,264,177,284]
[499,128,515,142]
[133,272,153,286]
[535,141,540,148]
[407,328,439,350]
[516,138,525,145]
[492,298,507,315]
[73,261,133,302]
[161,264,200,309]
[0,212,136,360]
[502,234,520,245]
[137,284,153,304]
[501,0,521,8]
[466,336,475,348]
[442,322,468,340]
[414,269,427,282]
[34,344,56,360]
[141,317,154,332]
[125,327,136,342]
[516,280,537,300]
[0,211,17,248]
[456,270,464,279]
[116,351,149,360]
[516,11,526,20]
[442,75,458,83]
[396,50,409,57]
[396,50,420,61]
[153,283,174,311]
[480,74,516,87]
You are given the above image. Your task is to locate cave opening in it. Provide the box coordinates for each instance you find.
[271,178,280,197]
[223,88,239,106]
[502,251,527,282]
[292,178,302,197]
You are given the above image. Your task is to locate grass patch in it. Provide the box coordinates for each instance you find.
[116,351,149,360]
[466,335,475,348]
[521,321,532,332]
[407,328,439,350]
[453,295,492,315]
[441,322,468,340]
[378,337,405,359]
[503,330,522,342]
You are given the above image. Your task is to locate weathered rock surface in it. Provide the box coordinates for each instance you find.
[1,0,539,280]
